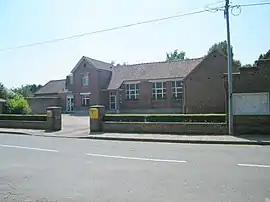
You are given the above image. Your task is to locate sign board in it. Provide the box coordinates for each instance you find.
[47,110,53,118]
[90,108,99,119]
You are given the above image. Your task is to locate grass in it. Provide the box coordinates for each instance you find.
[105,114,226,117]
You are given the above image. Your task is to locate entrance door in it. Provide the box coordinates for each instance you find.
[109,93,117,110]
[66,95,74,112]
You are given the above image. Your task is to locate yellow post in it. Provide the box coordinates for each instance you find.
[90,108,99,119]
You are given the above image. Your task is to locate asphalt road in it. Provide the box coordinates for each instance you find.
[0,134,270,202]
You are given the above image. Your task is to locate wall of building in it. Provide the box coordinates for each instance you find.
[66,58,112,109]
[185,50,228,114]
[118,80,183,114]
[27,97,60,114]
[224,60,270,112]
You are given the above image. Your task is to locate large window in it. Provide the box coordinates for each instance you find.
[125,83,139,100]
[82,74,88,86]
[172,80,183,99]
[152,82,166,100]
[81,95,90,106]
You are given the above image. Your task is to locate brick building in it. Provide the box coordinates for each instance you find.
[224,49,270,115]
[33,50,228,114]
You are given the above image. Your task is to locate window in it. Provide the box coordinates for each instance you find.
[172,80,183,99]
[69,74,73,84]
[109,92,117,110]
[125,83,139,100]
[152,82,166,100]
[81,95,90,106]
[82,74,88,86]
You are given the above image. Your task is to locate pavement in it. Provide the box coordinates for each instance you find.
[0,114,270,145]
[0,134,270,201]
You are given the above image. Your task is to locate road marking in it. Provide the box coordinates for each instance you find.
[86,153,187,163]
[0,144,59,153]
[238,163,270,168]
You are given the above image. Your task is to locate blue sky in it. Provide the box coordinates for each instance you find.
[0,0,269,88]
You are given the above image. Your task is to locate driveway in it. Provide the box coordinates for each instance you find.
[61,114,89,133]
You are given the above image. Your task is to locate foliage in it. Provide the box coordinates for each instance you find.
[103,114,226,123]
[7,95,31,114]
[12,84,42,97]
[0,83,8,100]
[166,50,186,61]
[0,114,46,121]
[241,64,253,68]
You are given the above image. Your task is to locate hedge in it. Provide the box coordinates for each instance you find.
[0,114,47,122]
[103,114,226,123]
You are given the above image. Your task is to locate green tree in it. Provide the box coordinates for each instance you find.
[241,64,253,68]
[7,95,31,114]
[166,50,186,61]
[0,83,8,100]
[12,84,42,97]
[208,40,241,68]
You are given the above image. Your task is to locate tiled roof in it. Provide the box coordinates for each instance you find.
[84,57,113,71]
[264,49,270,59]
[107,58,203,89]
[35,79,66,95]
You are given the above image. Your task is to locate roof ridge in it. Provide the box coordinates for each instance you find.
[49,79,66,82]
[116,57,203,67]
[84,56,111,65]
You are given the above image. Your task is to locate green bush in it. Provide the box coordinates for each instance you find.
[103,114,226,123]
[7,95,31,114]
[0,114,46,121]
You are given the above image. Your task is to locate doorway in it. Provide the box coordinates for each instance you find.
[66,95,74,112]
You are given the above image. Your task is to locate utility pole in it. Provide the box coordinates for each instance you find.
[225,0,233,135]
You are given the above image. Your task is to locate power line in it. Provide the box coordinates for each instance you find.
[236,2,270,7]
[1,1,269,52]
[0,9,207,52]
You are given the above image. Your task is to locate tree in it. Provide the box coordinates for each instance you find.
[166,50,186,61]
[12,84,42,97]
[0,83,8,100]
[241,64,253,68]
[7,95,31,114]
[208,40,241,68]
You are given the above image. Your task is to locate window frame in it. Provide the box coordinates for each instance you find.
[125,83,139,100]
[109,91,117,110]
[82,74,89,86]
[152,82,166,100]
[171,80,183,99]
[81,95,90,106]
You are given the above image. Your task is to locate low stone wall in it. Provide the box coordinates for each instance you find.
[234,115,270,134]
[102,122,227,135]
[0,120,47,130]
[0,107,62,131]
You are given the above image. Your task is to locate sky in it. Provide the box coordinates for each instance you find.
[0,0,269,88]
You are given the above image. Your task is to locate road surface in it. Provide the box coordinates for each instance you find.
[0,134,269,202]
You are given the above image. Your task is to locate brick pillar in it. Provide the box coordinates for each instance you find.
[140,81,151,109]
[89,105,105,133]
[46,107,62,131]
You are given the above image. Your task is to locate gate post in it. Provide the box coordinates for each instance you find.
[89,105,105,133]
[46,106,62,131]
